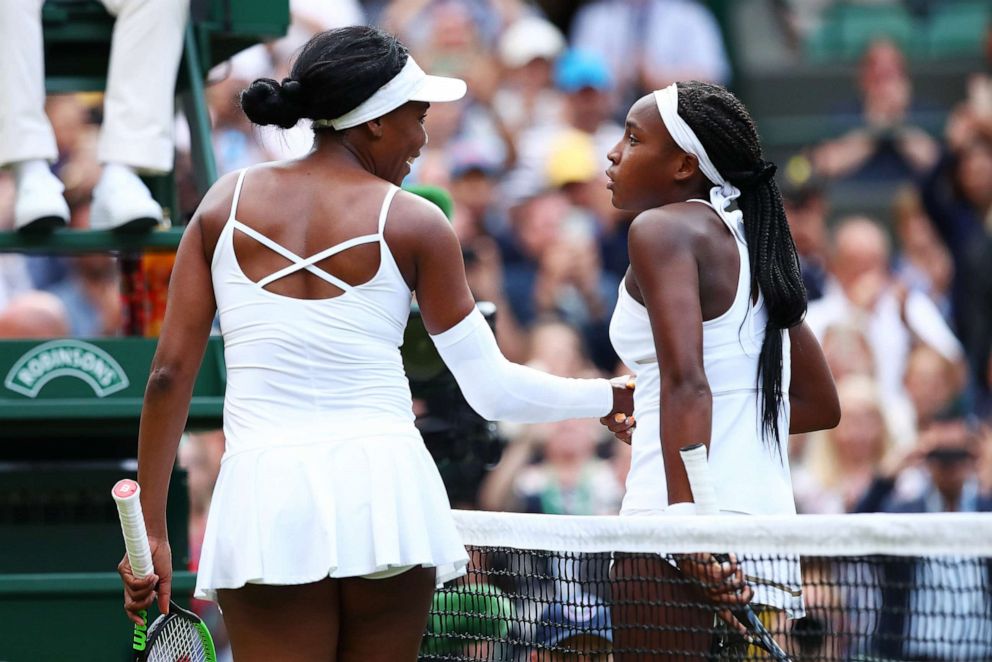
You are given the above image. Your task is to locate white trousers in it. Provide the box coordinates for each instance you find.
[0,0,189,173]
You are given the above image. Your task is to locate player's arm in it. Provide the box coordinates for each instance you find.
[788,322,840,433]
[398,193,631,423]
[136,179,229,539]
[628,208,711,507]
[123,180,229,618]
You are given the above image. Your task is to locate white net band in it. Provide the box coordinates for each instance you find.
[452,510,992,557]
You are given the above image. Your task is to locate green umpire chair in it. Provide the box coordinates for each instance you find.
[41,0,291,218]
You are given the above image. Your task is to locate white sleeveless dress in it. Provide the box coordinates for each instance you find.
[194,168,468,601]
[609,196,804,616]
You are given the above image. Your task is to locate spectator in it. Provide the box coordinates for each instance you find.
[376,0,532,53]
[278,0,364,55]
[501,49,622,207]
[793,375,898,514]
[0,0,189,232]
[402,9,515,194]
[445,138,506,242]
[206,71,274,175]
[806,216,964,411]
[790,559,850,661]
[493,16,567,140]
[819,322,876,383]
[479,417,623,516]
[858,418,991,514]
[0,290,70,338]
[557,155,631,288]
[891,187,954,322]
[903,345,966,434]
[855,418,992,661]
[809,39,938,183]
[921,79,992,399]
[782,181,829,301]
[499,187,619,372]
[45,255,122,337]
[0,254,33,312]
[531,594,612,661]
[421,583,514,660]
[526,318,602,380]
[979,420,992,496]
[460,237,530,363]
[570,0,730,108]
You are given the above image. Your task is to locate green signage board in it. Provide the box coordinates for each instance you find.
[0,337,226,440]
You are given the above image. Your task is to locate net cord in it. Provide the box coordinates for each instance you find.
[451,510,992,557]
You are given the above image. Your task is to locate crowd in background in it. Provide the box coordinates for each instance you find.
[1,0,991,520]
[0,1,990,658]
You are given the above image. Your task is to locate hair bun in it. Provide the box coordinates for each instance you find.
[240,77,305,129]
[281,78,304,101]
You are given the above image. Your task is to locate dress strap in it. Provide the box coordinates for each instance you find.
[256,233,380,290]
[228,168,249,222]
[232,221,306,265]
[378,185,399,235]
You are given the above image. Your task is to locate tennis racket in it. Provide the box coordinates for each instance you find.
[113,479,217,662]
[679,444,793,662]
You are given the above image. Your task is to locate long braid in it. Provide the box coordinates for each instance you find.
[676,81,807,452]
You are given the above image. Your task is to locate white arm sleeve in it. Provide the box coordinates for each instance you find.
[430,308,614,423]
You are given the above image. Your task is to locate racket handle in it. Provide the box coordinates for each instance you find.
[112,479,154,579]
[680,443,719,516]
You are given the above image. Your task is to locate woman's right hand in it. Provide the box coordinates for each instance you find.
[677,553,754,636]
[601,376,636,444]
[118,536,172,625]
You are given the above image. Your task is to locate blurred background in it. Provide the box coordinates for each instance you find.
[0,1,990,658]
[2,0,991,516]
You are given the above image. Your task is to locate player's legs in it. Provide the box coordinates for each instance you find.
[337,566,437,662]
[217,578,341,662]
[611,553,715,661]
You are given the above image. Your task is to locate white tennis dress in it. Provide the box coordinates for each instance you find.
[194,168,468,601]
[609,194,804,616]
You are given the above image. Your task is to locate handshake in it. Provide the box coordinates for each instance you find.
[603,375,636,444]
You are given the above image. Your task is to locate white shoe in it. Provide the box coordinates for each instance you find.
[13,166,70,233]
[90,165,162,232]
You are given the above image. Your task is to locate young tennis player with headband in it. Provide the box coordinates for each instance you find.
[117,26,633,661]
[603,81,840,657]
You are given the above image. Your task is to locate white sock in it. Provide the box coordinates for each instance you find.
[12,159,55,186]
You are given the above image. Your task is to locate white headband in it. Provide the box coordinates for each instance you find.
[654,83,744,236]
[653,84,730,190]
[313,57,466,131]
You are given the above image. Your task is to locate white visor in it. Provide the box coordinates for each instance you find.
[314,57,466,131]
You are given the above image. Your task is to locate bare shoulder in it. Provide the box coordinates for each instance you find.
[628,202,707,260]
[385,189,456,246]
[191,170,245,259]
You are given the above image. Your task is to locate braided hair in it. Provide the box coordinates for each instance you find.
[240,26,409,129]
[675,81,807,452]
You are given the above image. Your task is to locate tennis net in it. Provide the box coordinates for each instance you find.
[421,511,992,661]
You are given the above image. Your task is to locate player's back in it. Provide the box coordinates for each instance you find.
[208,165,416,452]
